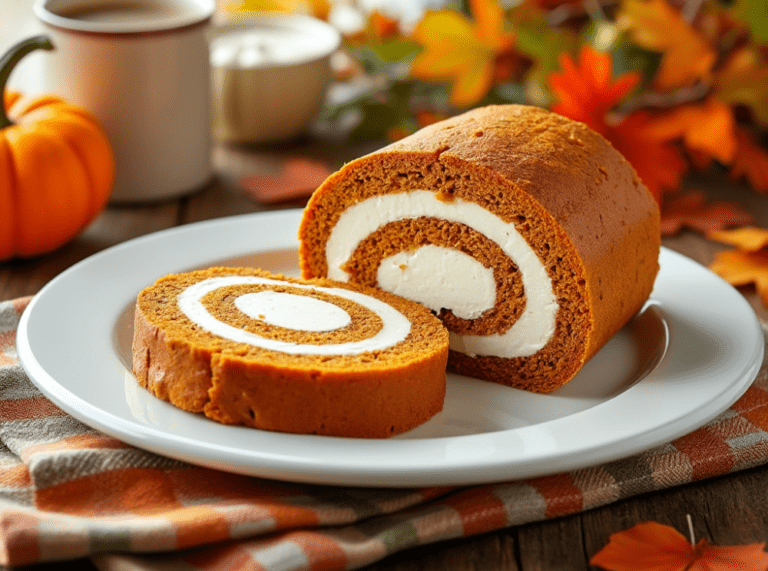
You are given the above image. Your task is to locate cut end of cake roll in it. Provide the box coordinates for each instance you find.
[131,267,449,437]
[298,104,661,393]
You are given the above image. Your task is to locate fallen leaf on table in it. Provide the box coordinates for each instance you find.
[710,249,768,307]
[707,226,768,252]
[730,127,768,192]
[240,158,332,204]
[617,0,716,91]
[590,520,768,571]
[659,191,753,236]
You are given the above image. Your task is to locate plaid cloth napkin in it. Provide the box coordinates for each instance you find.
[3,296,768,571]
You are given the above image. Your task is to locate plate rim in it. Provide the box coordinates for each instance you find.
[16,209,765,487]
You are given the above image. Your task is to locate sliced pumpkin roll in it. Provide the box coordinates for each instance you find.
[298,105,660,393]
[132,267,449,437]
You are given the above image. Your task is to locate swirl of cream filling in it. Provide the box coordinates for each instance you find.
[325,191,558,358]
[177,275,411,355]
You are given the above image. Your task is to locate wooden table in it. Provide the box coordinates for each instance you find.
[3,130,768,570]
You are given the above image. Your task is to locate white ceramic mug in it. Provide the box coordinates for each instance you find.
[34,0,215,203]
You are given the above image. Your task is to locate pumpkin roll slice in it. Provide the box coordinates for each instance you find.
[132,267,449,438]
[298,104,660,393]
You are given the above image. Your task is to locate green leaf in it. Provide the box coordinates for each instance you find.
[610,37,663,92]
[729,0,768,42]
[513,15,579,75]
[487,82,527,104]
[348,80,414,140]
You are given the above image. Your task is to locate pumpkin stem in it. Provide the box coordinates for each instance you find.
[0,35,55,129]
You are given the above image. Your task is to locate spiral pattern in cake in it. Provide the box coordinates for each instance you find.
[299,105,661,393]
[132,267,449,437]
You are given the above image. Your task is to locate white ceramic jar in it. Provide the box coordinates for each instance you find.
[210,15,340,143]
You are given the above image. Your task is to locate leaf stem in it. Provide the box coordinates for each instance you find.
[0,35,54,129]
[687,514,696,546]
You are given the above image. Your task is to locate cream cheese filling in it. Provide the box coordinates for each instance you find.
[325,191,558,358]
[177,275,411,355]
[377,245,496,320]
[235,290,352,332]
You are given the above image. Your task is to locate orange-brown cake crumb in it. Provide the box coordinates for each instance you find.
[132,267,449,437]
[298,104,660,392]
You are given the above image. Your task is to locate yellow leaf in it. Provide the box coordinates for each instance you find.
[710,250,768,307]
[471,0,505,47]
[452,59,496,107]
[410,0,513,107]
[715,48,768,128]
[707,226,768,252]
[617,0,716,90]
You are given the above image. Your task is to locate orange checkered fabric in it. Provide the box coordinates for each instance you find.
[2,297,768,570]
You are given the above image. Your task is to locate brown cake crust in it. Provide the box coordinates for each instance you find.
[132,267,449,437]
[298,104,660,392]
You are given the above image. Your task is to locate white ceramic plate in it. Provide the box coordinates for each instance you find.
[17,209,764,487]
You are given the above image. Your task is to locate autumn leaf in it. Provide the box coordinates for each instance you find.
[369,10,400,40]
[548,45,640,138]
[232,0,330,19]
[617,0,716,91]
[590,520,768,571]
[607,111,687,203]
[659,191,753,235]
[240,157,332,204]
[410,0,516,107]
[710,249,768,307]
[730,127,768,192]
[707,226,768,252]
[641,97,737,165]
[729,0,768,43]
[548,48,685,201]
[714,47,768,128]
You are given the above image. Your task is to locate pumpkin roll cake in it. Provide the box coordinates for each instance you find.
[132,267,449,437]
[298,104,660,393]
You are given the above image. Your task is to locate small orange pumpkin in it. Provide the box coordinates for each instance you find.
[0,36,115,261]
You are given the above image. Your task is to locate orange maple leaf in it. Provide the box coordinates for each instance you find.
[590,520,768,571]
[707,226,768,252]
[617,0,716,91]
[548,48,685,202]
[730,127,768,192]
[608,112,687,203]
[410,0,516,107]
[660,191,753,236]
[710,250,768,307]
[642,97,737,165]
[548,46,640,139]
